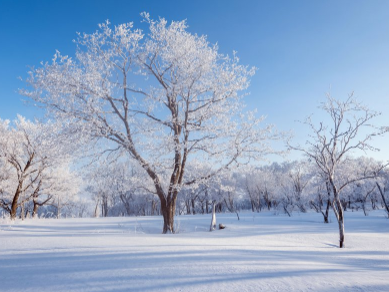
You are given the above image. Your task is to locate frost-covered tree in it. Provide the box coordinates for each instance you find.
[218,171,243,220]
[22,14,278,233]
[0,117,77,219]
[0,157,12,217]
[276,161,311,216]
[289,94,388,248]
[243,165,278,212]
[87,158,160,217]
[40,165,81,219]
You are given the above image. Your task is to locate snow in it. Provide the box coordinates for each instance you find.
[1,211,389,292]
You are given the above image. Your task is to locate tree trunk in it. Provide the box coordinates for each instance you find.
[57,198,61,219]
[321,199,330,223]
[362,201,367,216]
[185,200,190,214]
[25,205,30,219]
[102,195,108,217]
[376,182,389,215]
[210,202,216,231]
[283,205,291,217]
[10,184,22,220]
[32,201,39,219]
[119,193,131,216]
[161,198,176,233]
[337,208,345,248]
[332,195,345,248]
[151,199,157,216]
[250,199,255,212]
[20,202,25,221]
[94,200,99,217]
[191,198,196,215]
[371,198,376,210]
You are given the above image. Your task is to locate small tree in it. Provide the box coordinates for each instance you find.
[290,94,388,248]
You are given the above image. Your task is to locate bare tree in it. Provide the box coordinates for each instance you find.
[289,94,388,248]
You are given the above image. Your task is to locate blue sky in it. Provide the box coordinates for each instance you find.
[1,0,388,161]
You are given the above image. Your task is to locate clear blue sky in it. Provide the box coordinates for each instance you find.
[1,0,388,161]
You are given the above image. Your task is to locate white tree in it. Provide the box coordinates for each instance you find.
[86,157,163,218]
[217,171,243,220]
[0,116,77,219]
[0,154,12,217]
[246,165,277,214]
[41,164,81,219]
[289,94,388,248]
[276,161,311,216]
[22,15,279,233]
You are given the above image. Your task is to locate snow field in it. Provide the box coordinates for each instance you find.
[1,211,389,292]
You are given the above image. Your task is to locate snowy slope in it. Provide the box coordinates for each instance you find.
[1,211,389,292]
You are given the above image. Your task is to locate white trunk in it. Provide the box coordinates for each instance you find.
[210,202,216,231]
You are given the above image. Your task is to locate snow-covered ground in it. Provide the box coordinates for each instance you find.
[1,211,389,292]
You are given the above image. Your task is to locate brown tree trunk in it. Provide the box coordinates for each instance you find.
[191,198,196,215]
[337,206,345,248]
[250,199,255,212]
[332,195,345,248]
[322,199,330,223]
[376,182,389,215]
[328,179,345,248]
[32,201,39,218]
[161,197,177,233]
[10,184,22,220]
[119,193,131,216]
